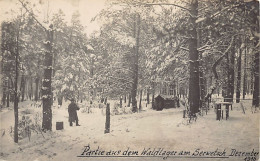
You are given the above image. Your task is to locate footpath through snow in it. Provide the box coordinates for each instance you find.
[0,100,259,161]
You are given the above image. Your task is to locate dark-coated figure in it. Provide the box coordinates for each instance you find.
[68,98,80,126]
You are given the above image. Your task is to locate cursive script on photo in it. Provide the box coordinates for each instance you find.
[78,145,259,160]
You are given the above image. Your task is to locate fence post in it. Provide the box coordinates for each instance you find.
[104,103,110,134]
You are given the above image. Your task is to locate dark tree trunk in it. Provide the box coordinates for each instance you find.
[189,0,200,115]
[104,97,107,105]
[9,79,14,102]
[198,24,206,111]
[152,93,155,108]
[42,25,54,131]
[2,93,6,106]
[152,82,155,109]
[224,47,235,103]
[131,14,140,113]
[20,74,25,102]
[198,35,205,111]
[120,96,122,108]
[250,66,254,95]
[199,65,206,110]
[224,52,231,102]
[131,75,138,112]
[39,78,42,99]
[104,103,110,133]
[7,79,10,107]
[176,80,179,97]
[128,93,131,107]
[35,77,39,101]
[77,68,80,101]
[14,26,20,143]
[229,48,235,102]
[139,89,142,111]
[6,92,9,107]
[252,50,259,107]
[243,41,247,99]
[147,88,150,104]
[29,76,33,100]
[124,94,126,103]
[2,85,6,106]
[236,48,242,103]
[252,1,259,107]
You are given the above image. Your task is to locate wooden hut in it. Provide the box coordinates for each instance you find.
[154,94,177,111]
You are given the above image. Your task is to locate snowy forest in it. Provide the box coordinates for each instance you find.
[0,0,259,161]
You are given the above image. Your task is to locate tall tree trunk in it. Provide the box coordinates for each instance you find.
[147,88,150,104]
[229,48,235,102]
[39,78,42,99]
[152,93,155,108]
[189,0,200,115]
[252,1,259,107]
[224,48,235,103]
[131,60,138,112]
[243,40,247,99]
[42,25,54,131]
[9,78,14,102]
[120,96,122,108]
[198,21,203,110]
[14,24,20,143]
[29,76,33,100]
[20,74,25,102]
[7,79,10,107]
[198,26,206,111]
[223,53,229,101]
[131,14,140,113]
[176,79,179,97]
[124,94,126,104]
[77,68,80,101]
[128,93,131,107]
[139,89,142,111]
[252,50,259,107]
[250,61,254,95]
[35,77,39,101]
[2,84,6,107]
[151,81,155,109]
[224,52,232,102]
[199,64,205,110]
[236,48,242,103]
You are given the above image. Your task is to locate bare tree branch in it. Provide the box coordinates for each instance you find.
[133,2,191,12]
[204,35,235,101]
[196,4,240,24]
[18,0,47,31]
[180,46,189,51]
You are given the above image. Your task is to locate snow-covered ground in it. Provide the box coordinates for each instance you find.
[0,98,259,161]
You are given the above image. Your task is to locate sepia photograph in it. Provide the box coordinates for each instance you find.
[0,0,259,160]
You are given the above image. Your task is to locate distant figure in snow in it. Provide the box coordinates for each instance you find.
[68,98,80,126]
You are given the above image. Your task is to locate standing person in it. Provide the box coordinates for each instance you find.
[68,98,80,126]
